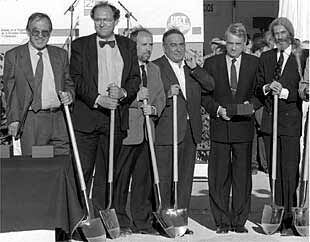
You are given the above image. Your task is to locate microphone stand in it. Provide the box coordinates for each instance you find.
[64,0,79,58]
[118,1,138,37]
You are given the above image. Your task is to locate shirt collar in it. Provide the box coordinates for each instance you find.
[225,53,242,64]
[96,34,115,42]
[165,55,185,68]
[279,45,292,57]
[28,42,47,55]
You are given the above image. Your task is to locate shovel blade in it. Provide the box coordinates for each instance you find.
[99,208,120,239]
[261,204,284,235]
[153,211,175,238]
[80,217,106,242]
[292,207,309,236]
[164,208,188,237]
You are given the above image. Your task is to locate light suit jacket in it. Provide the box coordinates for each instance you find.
[123,61,166,145]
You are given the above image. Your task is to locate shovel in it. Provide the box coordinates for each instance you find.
[163,95,188,237]
[64,105,106,242]
[99,109,121,239]
[261,95,284,235]
[142,99,175,238]
[292,107,309,236]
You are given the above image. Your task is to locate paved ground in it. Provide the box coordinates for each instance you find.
[1,169,308,242]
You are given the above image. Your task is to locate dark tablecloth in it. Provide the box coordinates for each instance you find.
[0,155,84,234]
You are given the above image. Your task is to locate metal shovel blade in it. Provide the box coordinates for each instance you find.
[79,218,106,242]
[164,208,188,237]
[261,204,284,235]
[292,207,309,236]
[153,210,175,238]
[99,208,120,239]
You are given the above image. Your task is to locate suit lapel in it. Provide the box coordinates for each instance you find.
[161,56,186,100]
[87,34,98,88]
[221,54,232,95]
[115,35,127,86]
[47,46,61,91]
[236,53,247,96]
[280,52,297,81]
[20,44,35,91]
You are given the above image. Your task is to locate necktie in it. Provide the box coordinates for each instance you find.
[32,51,43,112]
[99,40,115,48]
[230,58,237,96]
[140,65,147,87]
[273,50,284,81]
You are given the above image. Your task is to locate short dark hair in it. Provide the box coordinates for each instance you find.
[130,28,152,42]
[90,1,120,20]
[26,12,53,32]
[162,28,185,43]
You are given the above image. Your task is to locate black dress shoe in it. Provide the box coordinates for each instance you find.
[216,227,229,234]
[231,226,248,233]
[135,227,160,235]
[184,228,194,235]
[120,227,132,236]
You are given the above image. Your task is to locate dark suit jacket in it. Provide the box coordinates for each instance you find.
[70,33,140,132]
[255,48,302,136]
[203,53,260,143]
[3,44,74,138]
[153,55,214,145]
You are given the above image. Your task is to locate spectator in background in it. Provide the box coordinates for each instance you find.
[264,30,275,49]
[251,35,270,57]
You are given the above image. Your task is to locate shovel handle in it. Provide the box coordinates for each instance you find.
[143,99,160,184]
[302,108,309,181]
[271,95,278,181]
[173,95,178,182]
[108,109,115,183]
[271,95,278,204]
[64,105,91,215]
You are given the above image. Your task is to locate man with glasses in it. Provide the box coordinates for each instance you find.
[70,1,140,218]
[3,12,74,155]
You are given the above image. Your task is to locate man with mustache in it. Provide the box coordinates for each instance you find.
[255,17,304,236]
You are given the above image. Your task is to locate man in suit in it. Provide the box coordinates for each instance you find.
[70,2,140,215]
[255,17,302,236]
[203,23,260,234]
[3,12,74,155]
[153,28,214,234]
[113,28,166,235]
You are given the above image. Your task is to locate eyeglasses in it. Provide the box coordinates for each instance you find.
[30,29,51,38]
[93,18,114,25]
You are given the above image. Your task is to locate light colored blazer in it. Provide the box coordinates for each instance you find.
[123,61,165,145]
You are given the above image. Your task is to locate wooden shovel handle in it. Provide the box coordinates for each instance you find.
[272,95,278,181]
[173,95,178,182]
[303,108,309,181]
[143,100,160,184]
[108,109,115,183]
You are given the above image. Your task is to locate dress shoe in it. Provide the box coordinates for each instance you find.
[280,228,295,236]
[231,226,248,233]
[184,228,194,235]
[135,227,160,235]
[216,227,229,234]
[120,227,132,236]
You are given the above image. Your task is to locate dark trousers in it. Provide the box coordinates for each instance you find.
[74,112,124,216]
[208,141,252,228]
[263,135,300,228]
[113,141,153,229]
[21,110,69,156]
[155,122,196,211]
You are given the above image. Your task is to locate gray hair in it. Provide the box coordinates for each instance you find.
[224,23,247,43]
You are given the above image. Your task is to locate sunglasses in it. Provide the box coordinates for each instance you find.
[31,29,51,38]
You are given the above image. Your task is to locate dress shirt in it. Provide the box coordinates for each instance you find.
[263,45,291,99]
[28,43,60,109]
[226,54,241,86]
[166,56,187,99]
